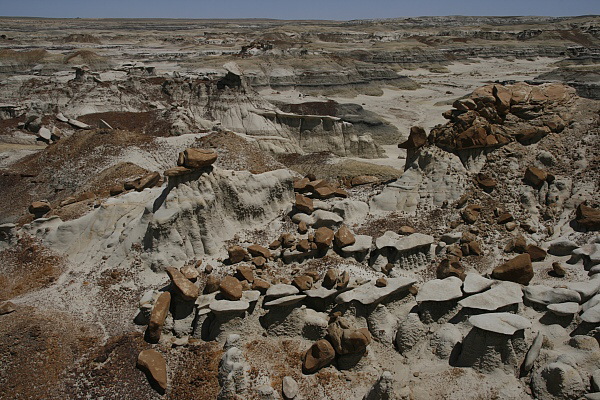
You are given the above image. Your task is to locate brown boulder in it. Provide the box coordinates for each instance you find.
[137,349,168,393]
[146,291,171,343]
[0,301,16,315]
[135,171,161,192]
[575,203,600,231]
[247,244,271,259]
[297,239,311,252]
[313,186,336,199]
[235,266,254,283]
[398,126,427,149]
[526,244,547,262]
[227,245,247,264]
[461,204,481,224]
[295,193,314,214]
[334,226,355,248]
[314,227,334,249]
[252,256,266,268]
[497,212,514,224]
[552,262,566,277]
[327,318,372,355]
[523,167,547,188]
[306,179,329,193]
[491,254,534,285]
[252,278,271,293]
[475,173,497,192]
[166,267,199,301]
[109,184,124,196]
[293,177,310,192]
[219,276,243,300]
[468,241,483,256]
[298,221,308,234]
[322,268,339,289]
[181,148,217,169]
[436,258,465,280]
[180,265,199,282]
[280,233,296,248]
[292,275,313,291]
[303,339,335,374]
[204,275,220,294]
[28,201,51,216]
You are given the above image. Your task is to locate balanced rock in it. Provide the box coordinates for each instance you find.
[522,285,581,306]
[180,265,199,282]
[180,148,217,168]
[576,203,600,230]
[137,349,168,393]
[491,254,533,285]
[334,226,355,248]
[219,276,243,301]
[459,282,523,311]
[166,267,199,301]
[469,312,531,335]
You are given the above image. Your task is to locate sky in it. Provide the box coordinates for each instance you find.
[0,0,599,20]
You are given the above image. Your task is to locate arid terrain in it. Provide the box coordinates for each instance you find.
[0,15,599,400]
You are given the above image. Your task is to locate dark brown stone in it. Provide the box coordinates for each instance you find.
[314,227,334,249]
[269,240,281,250]
[295,193,314,214]
[303,339,335,374]
[298,221,308,234]
[575,203,600,231]
[322,268,339,289]
[334,226,355,248]
[292,275,313,291]
[204,275,220,294]
[28,201,51,216]
[497,212,514,224]
[247,244,271,259]
[475,173,497,191]
[109,184,124,196]
[398,126,427,149]
[491,254,534,285]
[252,278,271,293]
[461,204,481,224]
[164,166,193,177]
[235,266,254,283]
[436,258,465,280]
[297,239,310,252]
[166,267,199,301]
[280,233,296,248]
[526,244,546,262]
[523,166,547,188]
[252,256,266,268]
[293,177,310,192]
[552,262,566,277]
[351,175,379,187]
[399,226,416,235]
[375,277,387,287]
[228,245,247,264]
[313,186,336,199]
[336,271,350,289]
[135,171,161,192]
[468,241,483,256]
[180,265,199,282]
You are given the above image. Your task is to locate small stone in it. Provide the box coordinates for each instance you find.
[526,244,547,262]
[399,226,416,235]
[180,265,199,282]
[204,275,220,294]
[280,233,296,248]
[298,221,308,234]
[292,275,313,291]
[252,256,266,268]
[269,240,281,250]
[137,349,167,393]
[376,277,387,287]
[436,258,465,280]
[0,301,16,315]
[334,226,355,248]
[523,166,547,188]
[497,212,514,224]
[506,221,517,231]
[322,268,339,289]
[227,245,247,264]
[252,278,271,293]
[219,276,243,301]
[468,241,482,256]
[235,266,254,283]
[575,203,600,230]
[475,173,497,191]
[109,184,124,196]
[247,244,271,259]
[297,239,310,252]
[382,263,394,276]
[336,271,350,289]
[204,264,213,274]
[166,267,199,301]
[552,262,566,277]
[314,227,334,249]
[461,204,481,224]
[295,193,314,214]
[28,201,51,216]
[282,376,299,399]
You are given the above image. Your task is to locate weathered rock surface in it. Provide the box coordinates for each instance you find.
[416,276,463,302]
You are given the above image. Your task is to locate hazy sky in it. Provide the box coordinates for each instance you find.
[1,0,599,20]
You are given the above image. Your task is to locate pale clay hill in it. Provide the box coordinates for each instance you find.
[0,15,599,400]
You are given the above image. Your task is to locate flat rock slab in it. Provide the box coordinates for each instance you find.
[469,312,532,335]
[547,302,580,316]
[566,277,600,302]
[264,294,306,307]
[304,287,339,299]
[523,285,581,306]
[340,235,372,253]
[137,349,167,392]
[463,273,494,294]
[375,231,434,251]
[416,276,463,302]
[459,282,523,311]
[209,300,250,314]
[581,303,600,323]
[335,277,416,305]
[266,284,299,299]
[241,290,261,303]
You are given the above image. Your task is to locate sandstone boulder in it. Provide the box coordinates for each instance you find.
[247,244,271,259]
[146,291,171,343]
[334,226,355,248]
[576,203,600,231]
[303,339,335,374]
[314,227,334,249]
[292,275,313,291]
[523,166,547,188]
[526,244,546,262]
[137,349,168,393]
[28,201,51,216]
[491,254,533,285]
[219,276,243,301]
[398,125,427,149]
[180,148,217,169]
[166,267,199,301]
[228,245,247,264]
[295,193,314,214]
